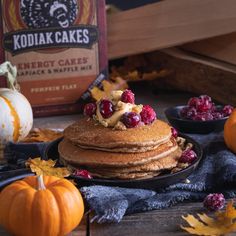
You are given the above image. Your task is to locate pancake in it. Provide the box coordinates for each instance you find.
[59,156,162,179]
[60,148,181,179]
[64,117,172,150]
[58,137,178,167]
[88,171,161,180]
[76,142,166,153]
[85,148,182,174]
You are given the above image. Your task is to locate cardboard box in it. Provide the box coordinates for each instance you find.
[0,0,107,117]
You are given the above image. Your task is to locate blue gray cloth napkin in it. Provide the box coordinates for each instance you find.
[80,132,236,223]
[4,142,48,162]
[3,132,236,223]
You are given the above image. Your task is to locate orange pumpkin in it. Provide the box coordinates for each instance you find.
[0,175,84,236]
[224,109,236,154]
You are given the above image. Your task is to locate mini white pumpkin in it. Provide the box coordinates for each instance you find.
[0,62,33,143]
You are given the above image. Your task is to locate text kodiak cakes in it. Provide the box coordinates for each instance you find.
[0,0,107,116]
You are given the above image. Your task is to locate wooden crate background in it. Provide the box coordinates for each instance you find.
[107,0,236,106]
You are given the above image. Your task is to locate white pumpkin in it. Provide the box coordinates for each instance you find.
[0,62,33,143]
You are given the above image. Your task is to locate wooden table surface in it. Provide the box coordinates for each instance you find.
[0,202,204,236]
[0,86,229,235]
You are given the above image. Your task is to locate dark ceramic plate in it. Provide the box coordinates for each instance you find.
[45,135,203,190]
[0,169,34,189]
[165,105,228,134]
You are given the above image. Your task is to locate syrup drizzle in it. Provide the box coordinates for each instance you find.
[0,95,20,142]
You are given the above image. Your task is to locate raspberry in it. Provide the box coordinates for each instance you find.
[212,112,224,120]
[179,149,197,164]
[203,193,225,211]
[74,169,92,179]
[171,127,178,138]
[121,112,140,128]
[180,106,189,118]
[223,105,234,117]
[121,89,135,104]
[192,112,213,121]
[140,105,156,124]
[83,103,96,117]
[196,99,213,112]
[188,95,213,112]
[210,104,217,112]
[181,95,233,121]
[99,99,114,118]
[188,97,200,108]
[186,107,197,119]
[199,95,212,102]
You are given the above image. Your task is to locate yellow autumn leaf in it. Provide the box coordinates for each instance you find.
[216,200,236,223]
[142,69,170,81]
[125,70,139,81]
[26,158,71,178]
[90,77,128,101]
[21,128,63,143]
[181,200,236,236]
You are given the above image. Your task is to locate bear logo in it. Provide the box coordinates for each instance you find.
[20,0,78,29]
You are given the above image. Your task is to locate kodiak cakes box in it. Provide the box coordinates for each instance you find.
[0,0,107,116]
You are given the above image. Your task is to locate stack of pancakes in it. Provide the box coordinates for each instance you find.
[59,117,182,180]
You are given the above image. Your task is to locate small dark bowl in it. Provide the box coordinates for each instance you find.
[165,105,228,134]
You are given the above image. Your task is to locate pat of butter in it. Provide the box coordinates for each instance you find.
[110,90,123,102]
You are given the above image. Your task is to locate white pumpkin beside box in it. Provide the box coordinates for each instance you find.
[0,62,33,148]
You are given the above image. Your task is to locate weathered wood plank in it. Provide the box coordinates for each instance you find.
[107,0,236,59]
[182,32,236,66]
[68,215,88,236]
[90,202,203,236]
[0,216,88,236]
[148,48,236,106]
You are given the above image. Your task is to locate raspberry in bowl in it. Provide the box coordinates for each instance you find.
[165,95,234,134]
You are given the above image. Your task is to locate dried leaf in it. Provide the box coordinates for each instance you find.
[91,77,128,101]
[21,128,63,143]
[181,200,236,236]
[125,70,140,81]
[109,54,170,82]
[26,158,71,178]
[142,69,170,81]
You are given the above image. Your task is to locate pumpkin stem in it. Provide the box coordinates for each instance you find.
[0,61,20,91]
[37,175,46,190]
